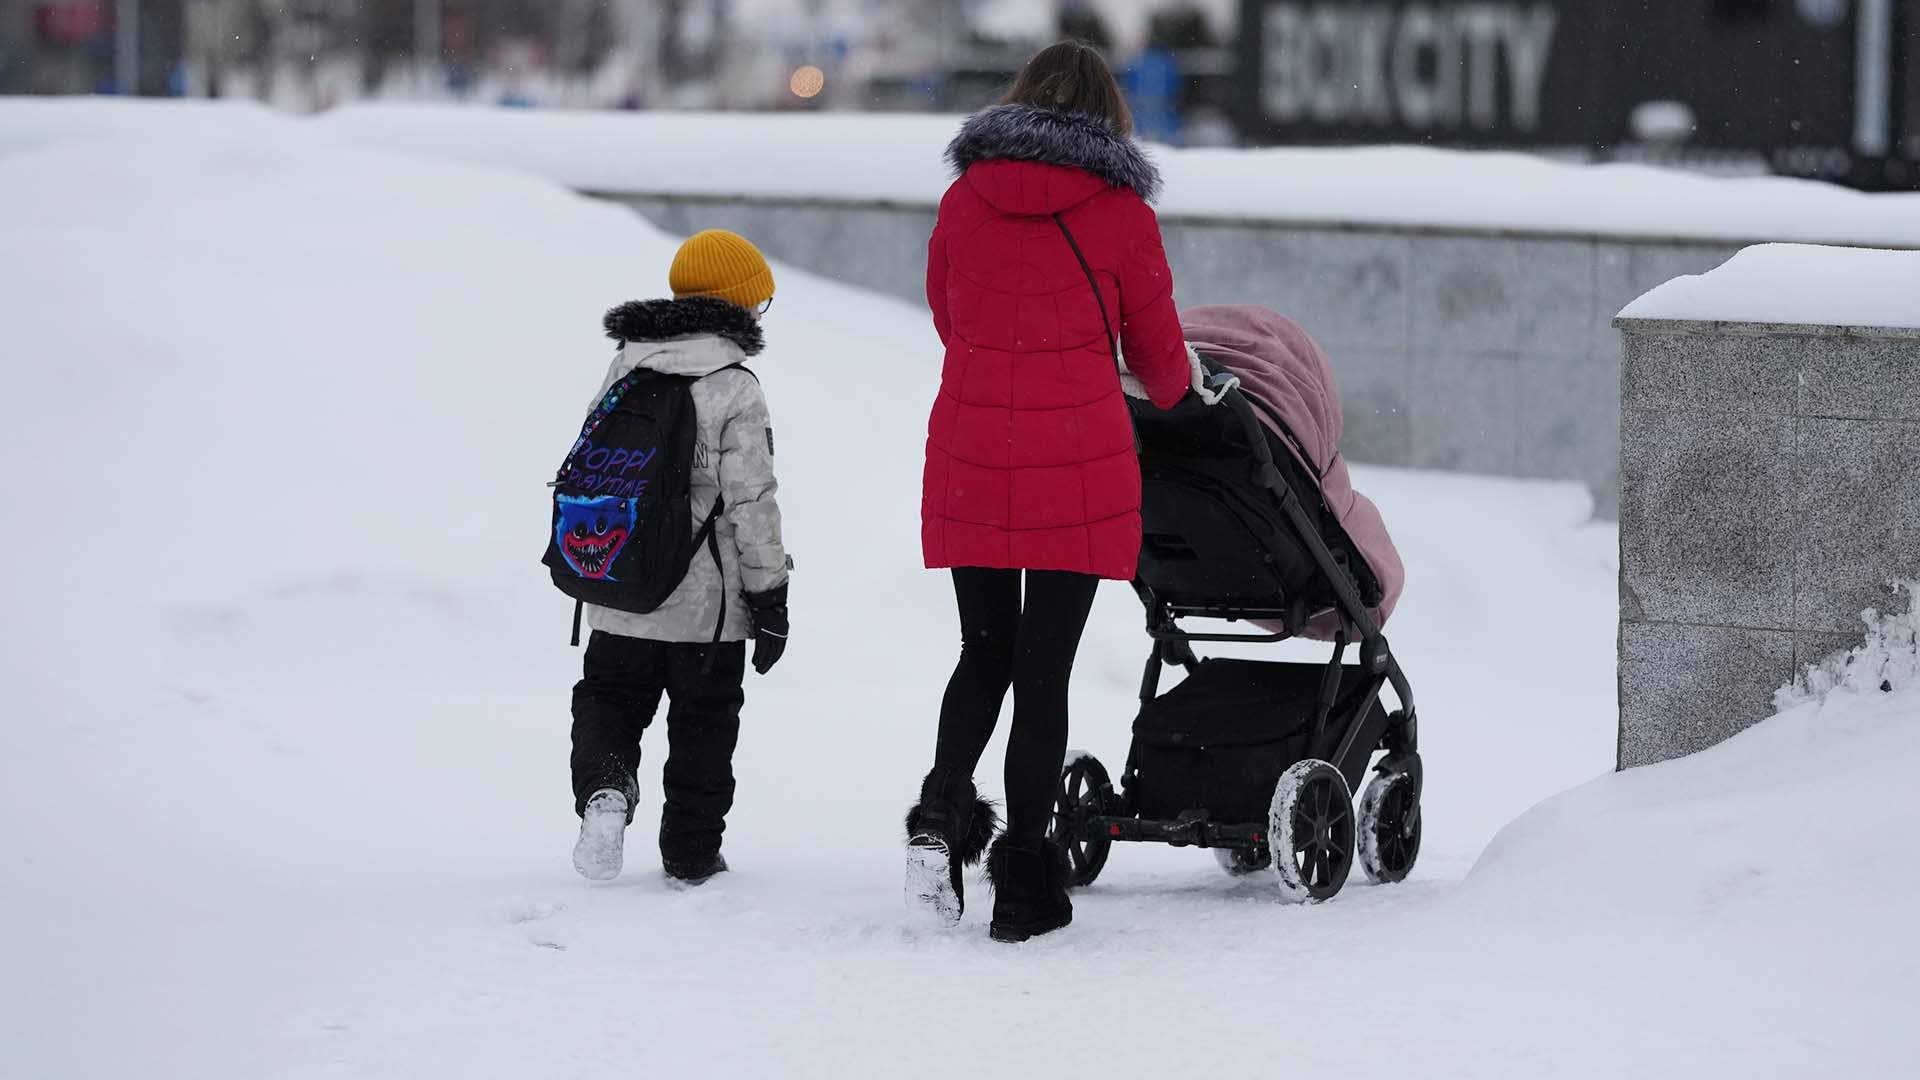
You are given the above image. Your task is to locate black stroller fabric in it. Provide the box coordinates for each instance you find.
[1132,659,1386,823]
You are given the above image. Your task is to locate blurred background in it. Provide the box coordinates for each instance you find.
[0,0,1914,188]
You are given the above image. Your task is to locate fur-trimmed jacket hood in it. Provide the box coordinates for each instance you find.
[945,103,1161,206]
[603,296,765,357]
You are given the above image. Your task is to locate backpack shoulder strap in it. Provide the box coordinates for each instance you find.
[695,362,757,383]
[553,364,661,487]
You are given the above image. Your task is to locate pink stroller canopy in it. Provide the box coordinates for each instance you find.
[1179,305,1405,638]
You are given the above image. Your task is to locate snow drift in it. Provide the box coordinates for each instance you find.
[1450,600,1920,1070]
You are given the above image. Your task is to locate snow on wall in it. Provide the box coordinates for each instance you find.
[1618,243,1920,328]
[1777,582,1920,709]
[6,98,1920,246]
[312,104,1920,246]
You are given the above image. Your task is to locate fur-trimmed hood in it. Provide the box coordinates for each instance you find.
[602,296,765,357]
[945,103,1161,203]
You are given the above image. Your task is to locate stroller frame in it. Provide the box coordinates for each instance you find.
[1052,372,1422,899]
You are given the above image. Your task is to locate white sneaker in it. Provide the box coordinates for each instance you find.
[572,789,629,882]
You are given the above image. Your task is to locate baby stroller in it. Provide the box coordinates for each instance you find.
[1050,307,1422,903]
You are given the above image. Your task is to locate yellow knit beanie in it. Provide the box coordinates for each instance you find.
[669,229,776,312]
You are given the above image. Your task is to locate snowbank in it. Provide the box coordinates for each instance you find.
[1458,607,1920,1067]
[1618,243,1920,328]
[6,98,1920,246]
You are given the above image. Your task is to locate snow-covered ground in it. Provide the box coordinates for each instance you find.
[2,110,1914,1078]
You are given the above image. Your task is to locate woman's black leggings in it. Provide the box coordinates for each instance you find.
[934,567,1100,844]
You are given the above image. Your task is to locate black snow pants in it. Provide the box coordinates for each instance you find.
[933,568,1100,844]
[570,631,745,865]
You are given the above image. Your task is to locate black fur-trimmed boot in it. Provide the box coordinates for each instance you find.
[986,836,1073,943]
[904,766,999,925]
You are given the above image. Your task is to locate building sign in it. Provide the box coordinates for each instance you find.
[1236,0,1916,190]
[1259,3,1560,133]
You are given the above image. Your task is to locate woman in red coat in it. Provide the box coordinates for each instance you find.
[905,42,1192,942]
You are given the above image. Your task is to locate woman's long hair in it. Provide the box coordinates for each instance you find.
[999,41,1134,136]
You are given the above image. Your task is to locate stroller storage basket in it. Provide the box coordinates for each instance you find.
[1131,658,1383,824]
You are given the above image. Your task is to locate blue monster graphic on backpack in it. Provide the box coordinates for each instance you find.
[555,494,639,580]
[543,364,726,644]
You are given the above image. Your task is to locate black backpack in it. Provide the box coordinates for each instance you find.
[543,361,727,644]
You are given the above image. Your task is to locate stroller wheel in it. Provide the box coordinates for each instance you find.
[1213,846,1272,876]
[1267,760,1355,904]
[1049,754,1116,888]
[1358,768,1422,885]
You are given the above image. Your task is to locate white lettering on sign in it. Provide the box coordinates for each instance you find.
[1262,2,1560,133]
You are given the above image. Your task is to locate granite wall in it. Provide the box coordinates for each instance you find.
[599,191,1754,518]
[1615,317,1920,768]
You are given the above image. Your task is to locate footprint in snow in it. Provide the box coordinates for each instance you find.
[505,901,565,925]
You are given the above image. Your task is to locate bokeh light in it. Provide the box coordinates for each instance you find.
[789,66,825,100]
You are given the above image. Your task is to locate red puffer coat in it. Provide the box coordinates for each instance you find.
[922,104,1191,581]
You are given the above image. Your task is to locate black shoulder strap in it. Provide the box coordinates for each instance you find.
[691,362,756,383]
[1052,213,1118,365]
[573,499,725,652]
[699,495,728,672]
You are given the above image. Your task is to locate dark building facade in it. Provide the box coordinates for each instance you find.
[1236,0,1919,189]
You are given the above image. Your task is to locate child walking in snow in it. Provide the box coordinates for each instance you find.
[568,229,790,886]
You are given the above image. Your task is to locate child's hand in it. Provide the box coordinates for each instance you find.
[744,585,789,675]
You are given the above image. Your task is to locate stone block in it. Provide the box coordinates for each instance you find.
[1592,241,1638,357]
[1618,407,1795,629]
[1795,630,1864,672]
[1159,220,1261,306]
[1407,350,1519,474]
[1792,417,1920,632]
[1618,622,1795,768]
[1293,229,1414,353]
[1518,347,1618,487]
[1410,235,1519,352]
[1513,238,1598,355]
[1626,242,1741,304]
[1165,224,1412,353]
[1620,330,1799,416]
[813,206,937,302]
[620,196,692,237]
[1327,347,1412,466]
[1798,334,1920,421]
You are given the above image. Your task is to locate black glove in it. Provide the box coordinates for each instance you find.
[744,584,789,675]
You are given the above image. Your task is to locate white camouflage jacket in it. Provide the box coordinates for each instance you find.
[585,298,789,644]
